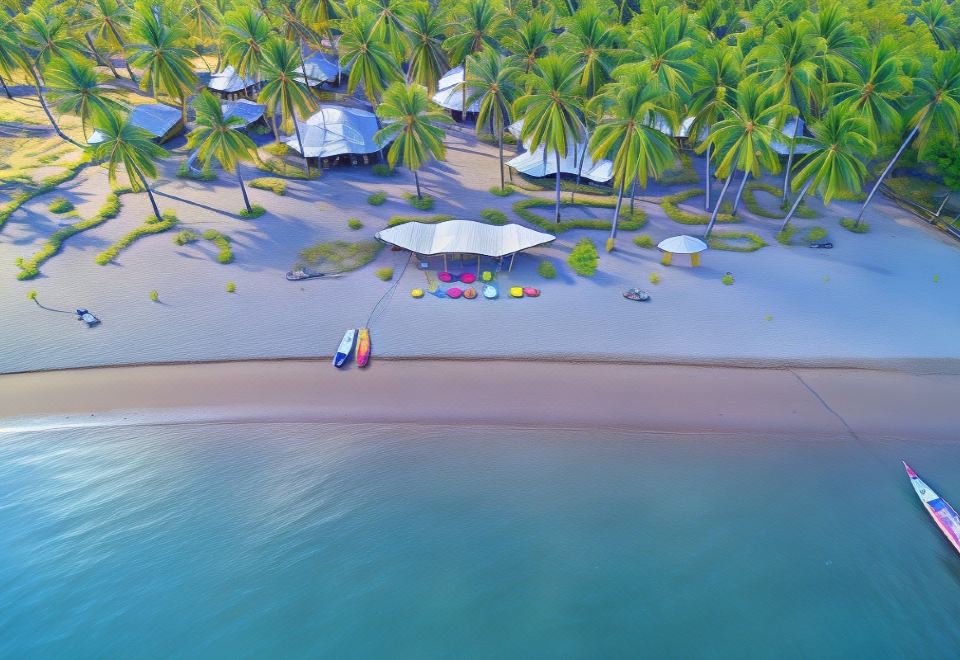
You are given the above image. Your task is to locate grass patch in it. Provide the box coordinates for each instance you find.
[707,231,767,252]
[840,217,870,233]
[95,210,178,265]
[537,259,557,279]
[480,208,509,225]
[296,240,384,273]
[633,234,654,248]
[803,226,828,244]
[149,290,159,302]
[513,198,647,232]
[775,225,798,245]
[659,152,699,186]
[477,132,517,146]
[375,267,393,281]
[348,218,363,230]
[884,176,942,209]
[176,160,216,181]
[249,177,287,195]
[203,229,233,264]
[567,237,599,277]
[27,289,37,300]
[239,204,266,219]
[174,228,200,245]
[649,272,661,284]
[722,273,734,285]
[17,189,128,280]
[831,189,867,202]
[741,182,817,219]
[226,281,236,293]
[264,142,289,157]
[0,156,90,232]
[371,163,395,177]
[255,157,317,180]
[386,214,455,227]
[661,189,735,225]
[367,191,387,206]
[489,185,515,197]
[404,193,434,211]
[48,197,73,214]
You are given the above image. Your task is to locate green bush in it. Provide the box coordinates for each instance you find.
[371,163,395,176]
[48,197,74,214]
[226,281,236,293]
[722,273,734,285]
[174,229,200,245]
[707,231,767,252]
[480,208,509,225]
[633,234,654,248]
[264,142,289,157]
[249,177,287,195]
[203,229,233,264]
[95,210,178,265]
[661,189,736,225]
[775,225,798,245]
[649,272,661,284]
[515,173,615,197]
[567,237,599,276]
[149,290,159,302]
[27,289,37,300]
[405,193,434,210]
[741,182,817,219]
[297,240,384,273]
[804,226,828,244]
[239,204,266,219]
[387,214,454,227]
[375,267,394,281]
[840,217,870,233]
[348,218,363,230]
[0,156,89,231]
[537,259,557,279]
[513,198,647,232]
[659,152,699,185]
[367,191,387,206]
[489,185,515,197]
[176,160,216,181]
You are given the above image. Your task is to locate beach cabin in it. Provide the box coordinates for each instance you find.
[87,103,184,145]
[295,52,346,87]
[222,99,267,130]
[283,105,394,167]
[207,65,261,100]
[506,119,614,184]
[432,66,481,122]
[771,117,815,155]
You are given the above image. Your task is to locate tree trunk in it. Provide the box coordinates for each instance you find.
[855,108,928,226]
[0,74,11,99]
[237,169,252,212]
[498,125,505,191]
[414,170,421,198]
[554,147,562,223]
[731,170,750,215]
[704,171,735,239]
[629,177,637,215]
[28,66,83,148]
[779,177,814,233]
[573,127,589,203]
[109,25,138,83]
[609,179,625,243]
[704,142,711,211]
[781,114,801,205]
[291,108,309,175]
[85,33,121,79]
[134,165,162,220]
[461,58,467,124]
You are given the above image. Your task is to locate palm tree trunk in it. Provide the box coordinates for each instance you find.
[781,114,801,205]
[291,108,309,175]
[731,170,750,215]
[704,142,712,211]
[414,170,421,198]
[855,108,929,226]
[498,125,505,191]
[554,147,562,223]
[237,169,252,212]
[27,65,82,148]
[108,26,137,84]
[85,33,121,78]
[573,127,589,203]
[0,74,11,99]
[134,165,162,220]
[704,171,735,239]
[609,179,625,243]
[629,177,637,215]
[461,58,468,124]
[779,177,814,233]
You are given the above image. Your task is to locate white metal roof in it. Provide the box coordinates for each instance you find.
[507,143,613,183]
[283,105,393,157]
[432,84,482,112]
[770,117,815,155]
[376,220,556,257]
[294,52,343,86]
[87,103,181,144]
[222,99,265,127]
[658,235,708,254]
[208,65,256,93]
[437,65,464,91]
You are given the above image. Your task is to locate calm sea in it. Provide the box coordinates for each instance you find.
[2,422,959,658]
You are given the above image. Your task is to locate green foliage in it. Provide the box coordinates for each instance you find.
[297,240,384,273]
[203,230,233,264]
[264,142,290,157]
[480,209,509,225]
[742,182,817,219]
[149,290,159,302]
[367,191,387,206]
[537,260,557,279]
[840,217,870,233]
[404,193,435,210]
[924,137,960,190]
[348,218,363,230]
[239,205,266,218]
[0,157,89,232]
[249,177,287,195]
[661,189,736,225]
[659,152,700,186]
[633,234,654,248]
[567,238,599,277]
[48,197,73,214]
[226,281,236,293]
[255,157,318,180]
[371,163,396,177]
[722,273,735,286]
[513,198,647,232]
[387,214,455,227]
[707,231,768,252]
[489,185,515,197]
[883,176,943,209]
[27,289,37,300]
[95,211,178,265]
[649,272,661,284]
[375,267,394,281]
[776,225,798,245]
[176,161,216,181]
[515,173,614,196]
[804,226,828,244]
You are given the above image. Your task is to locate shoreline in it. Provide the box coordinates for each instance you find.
[2,358,958,441]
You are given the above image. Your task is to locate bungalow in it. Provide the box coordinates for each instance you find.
[88,103,184,144]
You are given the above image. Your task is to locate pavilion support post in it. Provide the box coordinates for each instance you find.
[691,252,700,267]
[662,252,673,266]
[443,254,448,272]
[477,254,480,276]
[509,252,516,271]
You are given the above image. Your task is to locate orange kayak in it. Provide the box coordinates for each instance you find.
[356,327,371,367]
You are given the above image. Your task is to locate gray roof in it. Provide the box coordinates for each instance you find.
[208,65,256,94]
[88,103,181,144]
[222,99,265,127]
[284,105,393,158]
[294,52,345,86]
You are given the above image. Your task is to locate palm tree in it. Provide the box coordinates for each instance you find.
[778,105,874,232]
[45,56,122,141]
[221,7,272,81]
[444,0,503,120]
[802,1,864,108]
[854,49,960,225]
[590,74,675,247]
[365,0,411,61]
[697,80,785,238]
[85,0,138,82]
[338,10,403,106]
[0,16,21,99]
[18,9,85,67]
[514,55,584,223]
[180,0,222,72]
[187,89,259,213]
[257,37,317,169]
[88,108,169,220]
[622,7,698,97]
[402,2,448,94]
[127,2,198,119]
[559,4,625,100]
[748,20,820,204]
[466,47,521,190]
[502,9,554,76]
[914,0,957,50]
[373,82,450,198]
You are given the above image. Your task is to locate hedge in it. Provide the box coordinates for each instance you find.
[707,230,767,252]
[741,182,817,219]
[512,197,647,232]
[95,210,178,265]
[203,229,233,264]
[249,177,287,195]
[661,189,736,225]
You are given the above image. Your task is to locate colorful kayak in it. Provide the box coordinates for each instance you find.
[333,328,357,368]
[904,461,960,555]
[356,328,371,367]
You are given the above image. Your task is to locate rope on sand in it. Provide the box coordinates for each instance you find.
[364,251,411,328]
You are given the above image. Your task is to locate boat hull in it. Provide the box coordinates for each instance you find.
[904,462,960,555]
[333,329,357,368]
[356,328,371,367]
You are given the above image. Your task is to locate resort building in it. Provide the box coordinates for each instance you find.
[87,103,184,144]
[207,65,261,100]
[432,66,481,122]
[283,105,394,166]
[295,52,346,87]
[506,119,614,183]
[221,99,267,130]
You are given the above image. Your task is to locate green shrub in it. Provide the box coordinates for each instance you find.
[149,290,159,302]
[722,273,734,285]
[514,173,615,196]
[297,240,384,273]
[537,259,557,279]
[95,210,178,265]
[661,189,736,225]
[371,163,395,176]
[0,156,89,231]
[741,182,817,219]
[48,197,73,214]
[513,198,647,232]
[649,272,661,284]
[226,281,236,293]
[707,231,767,252]
[176,160,216,181]
[404,193,434,210]
[934,274,940,283]
[567,237,599,276]
[480,208,509,225]
[804,226,828,244]
[249,177,287,195]
[174,229,200,245]
[239,204,266,218]
[348,218,363,230]
[264,142,289,157]
[27,289,37,300]
[659,152,699,185]
[489,185,515,197]
[203,229,233,264]
[387,214,454,227]
[375,266,394,281]
[367,191,387,206]
[633,234,654,248]
[775,225,798,245]
[840,217,870,233]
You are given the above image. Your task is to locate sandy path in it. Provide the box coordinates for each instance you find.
[1,359,957,442]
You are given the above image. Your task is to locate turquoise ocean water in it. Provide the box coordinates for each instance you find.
[2,422,960,658]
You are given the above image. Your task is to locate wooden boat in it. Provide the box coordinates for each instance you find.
[356,328,371,367]
[333,329,357,368]
[904,461,960,555]
[76,308,100,326]
[286,267,326,281]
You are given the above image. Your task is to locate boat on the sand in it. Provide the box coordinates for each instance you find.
[356,328,371,367]
[903,461,960,555]
[76,308,100,326]
[286,267,326,281]
[333,329,357,368]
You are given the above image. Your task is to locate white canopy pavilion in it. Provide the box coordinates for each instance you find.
[431,66,481,115]
[295,52,346,86]
[658,234,708,267]
[506,118,613,183]
[283,106,393,159]
[207,65,259,98]
[222,99,266,128]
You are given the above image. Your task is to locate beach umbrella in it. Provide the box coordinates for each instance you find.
[657,234,708,266]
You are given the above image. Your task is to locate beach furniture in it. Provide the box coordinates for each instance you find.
[356,328,371,367]
[426,287,448,298]
[459,272,477,284]
[482,284,498,299]
[333,329,357,368]
[286,267,326,281]
[481,271,493,282]
[411,288,424,298]
[623,288,651,302]
[522,287,540,297]
[809,242,833,249]
[463,287,477,299]
[903,462,960,555]
[438,272,454,282]
[76,308,100,326]
[509,287,523,298]
[447,287,463,299]
[658,235,708,267]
